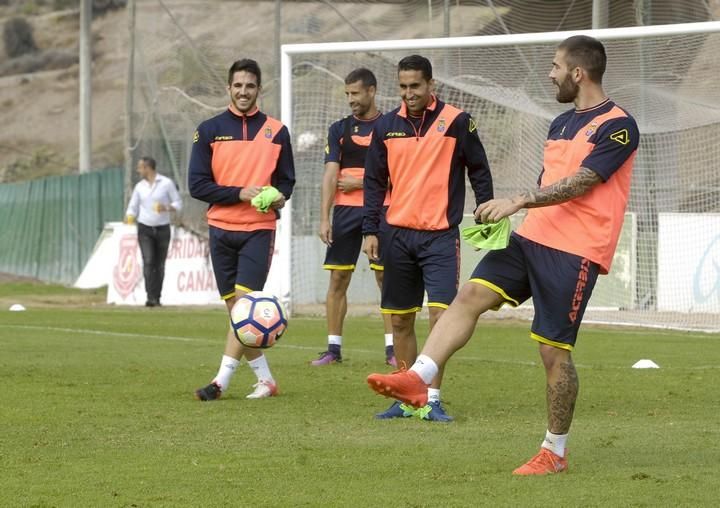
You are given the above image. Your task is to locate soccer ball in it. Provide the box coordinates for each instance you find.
[230,291,288,348]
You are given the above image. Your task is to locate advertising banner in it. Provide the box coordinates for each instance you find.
[658,213,720,313]
[76,223,287,306]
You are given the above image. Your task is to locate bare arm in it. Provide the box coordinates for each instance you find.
[523,166,602,207]
[475,167,602,223]
[318,161,339,245]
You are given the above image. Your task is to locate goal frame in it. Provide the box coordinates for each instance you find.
[277,20,720,314]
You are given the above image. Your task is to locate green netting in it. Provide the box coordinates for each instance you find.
[0,167,123,285]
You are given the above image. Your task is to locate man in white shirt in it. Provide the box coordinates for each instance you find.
[125,156,183,307]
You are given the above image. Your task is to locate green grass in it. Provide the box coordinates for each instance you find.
[1,301,719,507]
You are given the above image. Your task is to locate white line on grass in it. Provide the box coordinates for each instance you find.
[1,324,209,343]
[3,324,719,370]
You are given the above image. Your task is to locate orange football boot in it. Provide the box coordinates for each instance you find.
[366,369,428,408]
[512,448,568,476]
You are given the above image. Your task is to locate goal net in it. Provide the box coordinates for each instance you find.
[282,22,720,332]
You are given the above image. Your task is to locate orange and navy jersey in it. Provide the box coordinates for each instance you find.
[188,105,296,232]
[325,113,389,207]
[517,99,639,274]
[362,96,493,233]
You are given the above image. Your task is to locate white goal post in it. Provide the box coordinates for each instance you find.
[279,21,720,332]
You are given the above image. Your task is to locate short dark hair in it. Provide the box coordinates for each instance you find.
[139,156,156,170]
[558,35,606,83]
[227,58,262,86]
[344,68,377,89]
[398,55,432,81]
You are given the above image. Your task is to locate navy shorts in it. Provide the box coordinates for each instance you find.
[323,205,387,271]
[209,226,275,300]
[470,232,600,350]
[380,226,460,313]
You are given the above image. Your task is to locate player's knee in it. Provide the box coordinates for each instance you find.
[455,282,492,308]
[428,306,445,325]
[373,270,384,287]
[328,270,352,293]
[539,344,572,371]
[390,313,414,335]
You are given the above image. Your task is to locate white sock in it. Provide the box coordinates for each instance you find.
[427,388,441,404]
[328,334,342,346]
[213,355,240,391]
[410,354,438,385]
[541,430,568,458]
[384,333,394,347]
[247,354,274,384]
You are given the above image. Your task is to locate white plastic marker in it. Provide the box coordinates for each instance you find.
[632,359,659,369]
[9,303,26,312]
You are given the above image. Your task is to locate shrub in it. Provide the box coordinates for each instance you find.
[3,17,38,58]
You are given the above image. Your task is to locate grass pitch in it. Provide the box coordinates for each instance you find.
[1,284,719,507]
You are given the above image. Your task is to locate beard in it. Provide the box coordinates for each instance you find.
[351,102,369,116]
[555,76,579,104]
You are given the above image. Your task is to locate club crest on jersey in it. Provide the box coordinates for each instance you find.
[585,122,598,137]
[437,118,446,132]
[353,125,359,133]
[264,127,273,139]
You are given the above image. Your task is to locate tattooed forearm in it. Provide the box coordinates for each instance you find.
[521,167,602,208]
[546,360,579,434]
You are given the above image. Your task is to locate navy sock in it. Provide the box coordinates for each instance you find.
[329,344,342,357]
[385,345,394,358]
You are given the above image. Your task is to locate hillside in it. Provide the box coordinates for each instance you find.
[0,4,127,182]
[0,0,718,186]
[0,0,505,184]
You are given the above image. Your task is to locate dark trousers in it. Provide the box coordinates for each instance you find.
[137,223,171,304]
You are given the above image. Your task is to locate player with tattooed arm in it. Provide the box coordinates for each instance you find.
[367,35,639,474]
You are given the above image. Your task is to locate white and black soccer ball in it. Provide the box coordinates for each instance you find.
[230,291,288,349]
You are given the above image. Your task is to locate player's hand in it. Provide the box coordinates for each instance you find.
[270,193,286,210]
[125,215,136,225]
[239,186,263,202]
[337,175,363,193]
[318,220,332,245]
[362,235,379,262]
[475,197,523,223]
